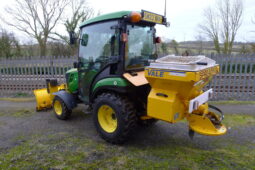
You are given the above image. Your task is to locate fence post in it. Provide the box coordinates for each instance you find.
[251,56,255,99]
[227,54,233,99]
[243,54,249,100]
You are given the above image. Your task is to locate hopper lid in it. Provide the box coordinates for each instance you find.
[148,55,217,72]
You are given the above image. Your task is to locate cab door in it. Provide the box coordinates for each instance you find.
[78,21,119,103]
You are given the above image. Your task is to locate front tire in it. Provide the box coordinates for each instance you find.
[93,93,137,144]
[53,96,71,120]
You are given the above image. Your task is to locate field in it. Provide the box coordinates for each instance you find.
[0,99,254,169]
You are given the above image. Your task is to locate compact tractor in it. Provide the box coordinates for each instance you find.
[34,10,227,143]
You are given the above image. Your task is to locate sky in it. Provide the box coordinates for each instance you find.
[0,0,254,43]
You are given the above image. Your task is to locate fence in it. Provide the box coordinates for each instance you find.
[0,54,255,100]
[206,54,255,100]
[0,56,77,96]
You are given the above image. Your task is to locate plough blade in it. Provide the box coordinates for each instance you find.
[33,79,66,111]
[34,88,52,111]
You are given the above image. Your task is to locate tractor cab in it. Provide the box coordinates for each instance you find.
[76,10,168,103]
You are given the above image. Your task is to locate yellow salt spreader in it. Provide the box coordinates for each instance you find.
[144,55,227,137]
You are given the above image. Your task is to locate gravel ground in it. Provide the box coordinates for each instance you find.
[0,100,254,169]
[0,100,254,148]
[213,103,255,115]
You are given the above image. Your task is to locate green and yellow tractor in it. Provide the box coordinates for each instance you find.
[34,10,227,144]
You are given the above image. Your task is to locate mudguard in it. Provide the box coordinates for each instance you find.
[53,90,77,110]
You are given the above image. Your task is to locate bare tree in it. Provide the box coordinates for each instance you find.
[250,15,255,53]
[54,0,94,45]
[199,7,221,53]
[0,28,22,58]
[251,44,255,53]
[240,44,250,54]
[2,0,68,56]
[160,42,168,55]
[169,40,179,55]
[195,32,206,54]
[199,0,243,54]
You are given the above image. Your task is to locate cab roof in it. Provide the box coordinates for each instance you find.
[80,11,132,28]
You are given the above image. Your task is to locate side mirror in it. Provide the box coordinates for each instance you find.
[81,34,89,46]
[69,31,76,45]
[73,62,78,68]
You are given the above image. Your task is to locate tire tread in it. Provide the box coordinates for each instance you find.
[93,92,137,144]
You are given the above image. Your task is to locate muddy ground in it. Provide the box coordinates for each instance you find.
[0,99,254,169]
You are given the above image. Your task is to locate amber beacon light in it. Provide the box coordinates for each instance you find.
[129,11,141,23]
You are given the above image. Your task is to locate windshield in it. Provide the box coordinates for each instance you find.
[125,25,156,70]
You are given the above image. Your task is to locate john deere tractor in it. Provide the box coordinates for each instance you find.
[34,10,227,144]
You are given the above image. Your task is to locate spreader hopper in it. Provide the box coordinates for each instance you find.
[145,55,226,136]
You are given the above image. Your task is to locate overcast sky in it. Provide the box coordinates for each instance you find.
[0,0,254,43]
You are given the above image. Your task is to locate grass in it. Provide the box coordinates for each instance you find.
[0,110,253,169]
[223,114,255,127]
[0,97,35,102]
[209,100,255,105]
[0,109,35,118]
[13,92,30,97]
[11,109,35,117]
[0,132,254,169]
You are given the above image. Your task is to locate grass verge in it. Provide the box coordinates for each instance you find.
[0,109,35,118]
[223,114,255,127]
[0,97,35,102]
[0,133,254,169]
[209,101,255,105]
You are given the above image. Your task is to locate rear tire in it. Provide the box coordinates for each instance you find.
[93,93,137,144]
[53,96,71,120]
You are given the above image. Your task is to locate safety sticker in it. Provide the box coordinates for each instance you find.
[169,72,186,77]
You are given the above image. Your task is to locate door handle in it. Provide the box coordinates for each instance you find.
[156,93,168,98]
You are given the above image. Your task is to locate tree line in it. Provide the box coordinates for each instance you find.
[160,0,255,56]
[0,0,95,58]
[0,0,255,58]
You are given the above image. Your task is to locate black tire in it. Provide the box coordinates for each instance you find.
[93,93,137,144]
[53,96,71,120]
[137,118,158,127]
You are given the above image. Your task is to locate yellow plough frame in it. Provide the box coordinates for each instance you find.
[34,79,65,111]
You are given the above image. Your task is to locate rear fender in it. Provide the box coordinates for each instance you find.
[90,77,131,101]
[91,86,131,101]
[53,91,77,110]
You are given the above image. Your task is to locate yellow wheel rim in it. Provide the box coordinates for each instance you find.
[54,100,62,116]
[98,105,117,133]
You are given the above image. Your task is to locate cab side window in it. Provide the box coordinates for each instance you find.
[79,21,119,71]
